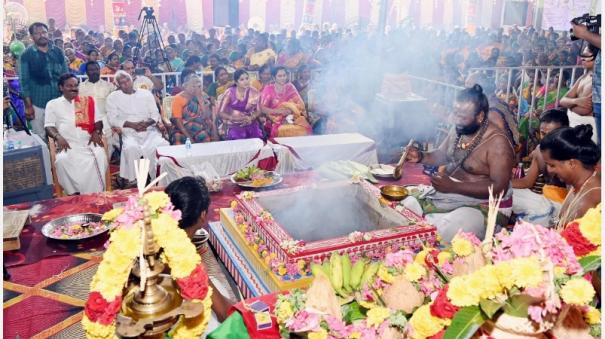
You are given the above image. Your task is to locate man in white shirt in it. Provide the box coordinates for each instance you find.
[78,61,119,155]
[45,73,108,194]
[121,60,155,91]
[106,70,168,184]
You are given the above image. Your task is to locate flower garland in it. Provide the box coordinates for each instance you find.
[83,191,213,339]
[561,203,602,257]
[233,207,311,279]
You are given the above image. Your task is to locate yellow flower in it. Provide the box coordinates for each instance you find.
[348,332,361,339]
[451,237,474,257]
[448,276,480,307]
[358,299,378,310]
[366,306,391,328]
[143,191,171,211]
[494,261,515,289]
[297,260,306,270]
[82,315,118,339]
[230,200,238,209]
[415,247,433,266]
[278,265,287,276]
[578,204,601,245]
[404,262,427,282]
[171,288,213,339]
[308,329,328,339]
[437,251,452,266]
[560,278,595,306]
[276,301,293,322]
[409,304,447,339]
[476,265,502,299]
[378,266,395,284]
[585,306,601,325]
[511,257,543,288]
[102,208,123,222]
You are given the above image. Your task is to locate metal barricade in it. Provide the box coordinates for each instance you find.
[468,65,585,120]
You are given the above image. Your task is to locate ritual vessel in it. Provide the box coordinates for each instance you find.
[209,179,437,297]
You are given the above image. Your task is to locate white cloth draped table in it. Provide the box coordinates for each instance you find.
[157,133,378,186]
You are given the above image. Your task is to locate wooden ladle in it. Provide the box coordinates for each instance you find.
[393,139,415,180]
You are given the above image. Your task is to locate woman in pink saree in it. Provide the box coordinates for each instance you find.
[260,66,311,137]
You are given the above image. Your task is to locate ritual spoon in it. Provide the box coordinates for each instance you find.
[393,139,414,180]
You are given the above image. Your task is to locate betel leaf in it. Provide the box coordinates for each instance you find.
[479,299,504,318]
[502,294,536,318]
[579,256,601,273]
[443,306,486,339]
[343,301,366,324]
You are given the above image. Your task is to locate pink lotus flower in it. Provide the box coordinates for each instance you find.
[286,310,321,332]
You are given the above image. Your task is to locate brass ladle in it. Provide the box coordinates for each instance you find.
[393,139,415,180]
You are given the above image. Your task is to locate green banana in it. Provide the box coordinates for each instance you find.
[321,261,331,277]
[349,258,367,289]
[341,254,352,293]
[310,263,327,278]
[329,253,343,293]
[359,261,380,288]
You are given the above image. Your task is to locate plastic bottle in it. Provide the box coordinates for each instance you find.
[185,138,192,157]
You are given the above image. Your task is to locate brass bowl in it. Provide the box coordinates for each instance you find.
[380,185,408,201]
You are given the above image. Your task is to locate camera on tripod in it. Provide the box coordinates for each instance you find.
[570,13,601,41]
[139,6,155,20]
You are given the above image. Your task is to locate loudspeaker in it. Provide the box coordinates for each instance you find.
[213,0,239,27]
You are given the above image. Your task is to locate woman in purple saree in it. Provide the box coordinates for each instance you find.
[217,70,264,140]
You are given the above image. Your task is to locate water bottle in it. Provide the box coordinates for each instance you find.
[185,138,192,157]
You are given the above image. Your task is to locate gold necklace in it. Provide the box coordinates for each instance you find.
[557,171,596,229]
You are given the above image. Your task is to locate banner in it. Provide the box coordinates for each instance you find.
[541,0,592,30]
[112,0,128,28]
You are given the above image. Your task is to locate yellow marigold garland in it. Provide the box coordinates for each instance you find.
[83,192,212,339]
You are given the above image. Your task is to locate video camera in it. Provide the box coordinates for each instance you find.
[138,6,155,20]
[570,13,601,41]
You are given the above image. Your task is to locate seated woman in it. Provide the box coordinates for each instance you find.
[250,64,272,92]
[277,38,307,70]
[170,74,216,144]
[101,52,120,76]
[206,66,233,104]
[165,176,233,324]
[512,109,569,226]
[540,124,601,229]
[260,66,311,137]
[217,69,263,140]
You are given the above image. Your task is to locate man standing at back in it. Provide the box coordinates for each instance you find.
[19,22,68,139]
[79,61,118,156]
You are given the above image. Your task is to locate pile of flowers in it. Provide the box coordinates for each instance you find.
[232,203,311,280]
[273,213,601,339]
[561,203,601,258]
[82,191,213,339]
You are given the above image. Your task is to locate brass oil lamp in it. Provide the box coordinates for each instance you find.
[115,201,204,338]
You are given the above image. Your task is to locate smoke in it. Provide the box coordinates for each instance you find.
[256,182,410,243]
[307,26,446,161]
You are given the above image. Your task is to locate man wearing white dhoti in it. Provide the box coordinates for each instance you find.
[106,70,168,184]
[79,61,119,156]
[44,73,108,195]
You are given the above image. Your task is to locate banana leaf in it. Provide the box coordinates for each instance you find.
[579,255,601,273]
[443,306,486,339]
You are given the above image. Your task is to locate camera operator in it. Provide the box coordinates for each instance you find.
[571,21,601,145]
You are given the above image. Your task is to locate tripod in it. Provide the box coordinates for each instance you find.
[133,7,172,72]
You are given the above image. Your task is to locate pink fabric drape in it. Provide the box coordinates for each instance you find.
[159,0,187,31]
[266,0,281,31]
[124,0,142,27]
[239,0,250,29]
[46,0,66,29]
[86,0,105,31]
[203,0,213,29]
